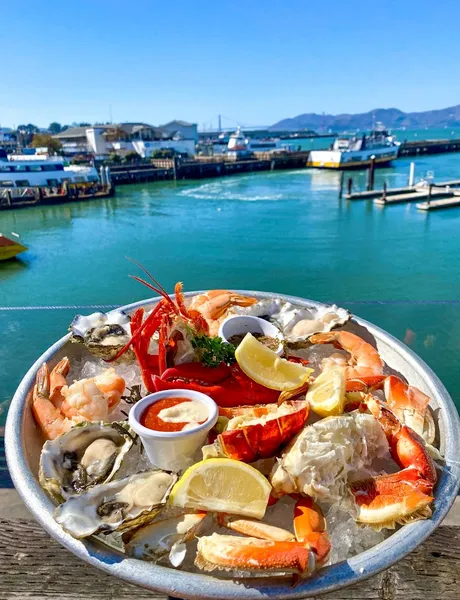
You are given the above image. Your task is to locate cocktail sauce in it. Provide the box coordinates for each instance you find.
[140,397,207,432]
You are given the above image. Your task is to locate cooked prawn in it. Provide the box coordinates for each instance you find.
[189,290,257,336]
[32,363,75,440]
[309,330,384,379]
[32,359,126,440]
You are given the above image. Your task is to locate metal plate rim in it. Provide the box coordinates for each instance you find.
[5,291,460,599]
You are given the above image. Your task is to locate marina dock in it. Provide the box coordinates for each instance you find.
[417,192,460,211]
[346,179,460,201]
[399,138,460,157]
[374,187,455,205]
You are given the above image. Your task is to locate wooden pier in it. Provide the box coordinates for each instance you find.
[399,138,460,157]
[417,191,460,211]
[374,187,455,206]
[109,152,311,185]
[345,179,460,201]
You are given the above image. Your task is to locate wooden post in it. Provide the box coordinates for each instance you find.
[427,183,433,206]
[367,155,376,191]
[347,177,353,195]
[382,181,387,203]
[338,170,345,198]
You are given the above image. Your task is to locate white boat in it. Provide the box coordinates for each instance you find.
[0,155,100,188]
[307,124,400,169]
[227,126,288,156]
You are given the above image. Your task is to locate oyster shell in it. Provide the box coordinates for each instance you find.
[55,470,177,538]
[124,512,207,566]
[69,310,132,360]
[39,422,134,502]
[273,303,350,343]
[234,300,350,342]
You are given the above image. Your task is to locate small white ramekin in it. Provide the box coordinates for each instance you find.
[128,389,218,472]
[218,314,284,356]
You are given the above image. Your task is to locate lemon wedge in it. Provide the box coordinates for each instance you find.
[168,458,271,519]
[306,366,346,417]
[235,333,312,391]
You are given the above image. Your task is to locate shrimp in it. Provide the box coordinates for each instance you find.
[48,357,70,409]
[32,358,126,440]
[91,368,125,411]
[189,290,257,335]
[309,330,384,380]
[32,363,75,440]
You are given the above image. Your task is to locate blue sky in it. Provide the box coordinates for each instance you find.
[2,0,460,129]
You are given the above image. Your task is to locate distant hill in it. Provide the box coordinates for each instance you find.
[270,105,460,131]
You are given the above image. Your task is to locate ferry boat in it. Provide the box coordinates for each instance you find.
[0,153,100,188]
[307,124,400,169]
[0,232,27,261]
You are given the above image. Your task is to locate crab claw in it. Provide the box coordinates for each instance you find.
[294,497,330,566]
[351,468,434,530]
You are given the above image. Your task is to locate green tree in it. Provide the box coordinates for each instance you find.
[123,151,140,163]
[31,134,62,154]
[48,122,62,134]
[109,152,122,163]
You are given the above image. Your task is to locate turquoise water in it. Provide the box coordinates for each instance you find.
[2,149,460,424]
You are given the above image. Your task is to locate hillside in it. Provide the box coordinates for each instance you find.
[270,105,460,131]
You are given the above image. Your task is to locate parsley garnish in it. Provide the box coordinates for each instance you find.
[191,333,236,368]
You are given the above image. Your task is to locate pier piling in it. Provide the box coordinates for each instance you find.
[338,171,345,199]
[347,177,353,196]
[409,162,415,187]
[367,156,376,191]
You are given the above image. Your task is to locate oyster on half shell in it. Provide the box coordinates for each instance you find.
[55,470,177,538]
[69,310,133,360]
[233,299,350,343]
[39,422,134,503]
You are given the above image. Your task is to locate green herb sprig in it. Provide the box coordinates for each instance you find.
[191,333,236,368]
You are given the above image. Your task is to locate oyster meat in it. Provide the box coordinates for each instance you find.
[233,300,350,342]
[55,469,177,538]
[39,421,134,502]
[69,310,132,359]
[124,512,207,566]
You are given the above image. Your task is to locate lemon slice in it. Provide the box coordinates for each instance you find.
[169,458,271,519]
[306,366,346,417]
[235,333,312,391]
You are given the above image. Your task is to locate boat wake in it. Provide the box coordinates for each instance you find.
[179,180,283,202]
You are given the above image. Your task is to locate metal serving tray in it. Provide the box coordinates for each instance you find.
[6,292,460,599]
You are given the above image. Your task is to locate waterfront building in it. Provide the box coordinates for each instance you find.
[53,121,197,158]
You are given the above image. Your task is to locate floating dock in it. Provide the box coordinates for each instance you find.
[346,179,460,201]
[374,187,455,206]
[417,192,460,211]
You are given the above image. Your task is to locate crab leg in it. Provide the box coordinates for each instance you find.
[197,497,329,577]
[217,514,295,541]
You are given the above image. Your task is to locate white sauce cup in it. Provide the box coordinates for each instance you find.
[129,389,218,472]
[218,315,284,356]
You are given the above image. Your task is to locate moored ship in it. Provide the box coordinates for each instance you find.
[307,124,400,169]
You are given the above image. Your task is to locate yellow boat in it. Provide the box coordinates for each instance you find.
[0,233,28,261]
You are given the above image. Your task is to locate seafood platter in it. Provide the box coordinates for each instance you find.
[5,266,460,599]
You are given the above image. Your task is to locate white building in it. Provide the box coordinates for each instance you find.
[53,121,198,158]
[160,120,198,144]
[132,139,195,158]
